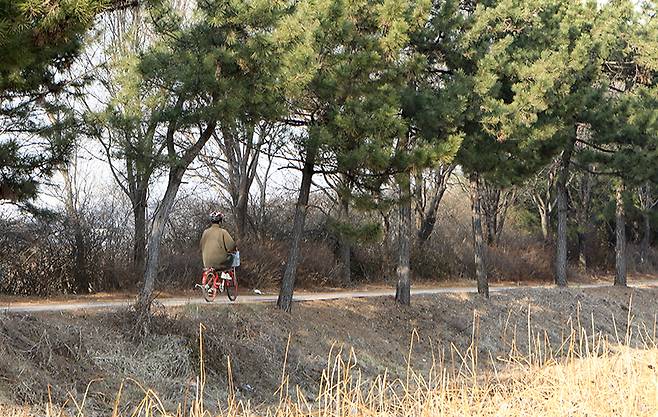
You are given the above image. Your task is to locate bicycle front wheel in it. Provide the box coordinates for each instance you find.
[204,287,217,302]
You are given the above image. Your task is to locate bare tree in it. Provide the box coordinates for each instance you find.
[479,180,516,246]
[414,164,455,243]
[527,162,558,241]
[198,121,286,240]
[253,135,284,237]
[614,181,627,287]
[81,7,163,276]
[569,169,593,270]
[58,158,90,293]
[637,182,657,265]
[395,173,412,305]
[44,97,94,293]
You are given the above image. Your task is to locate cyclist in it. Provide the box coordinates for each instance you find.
[200,211,237,271]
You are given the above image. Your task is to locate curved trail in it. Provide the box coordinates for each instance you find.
[1,280,657,314]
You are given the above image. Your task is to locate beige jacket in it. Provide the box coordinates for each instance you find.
[200,224,236,268]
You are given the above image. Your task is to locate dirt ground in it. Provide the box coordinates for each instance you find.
[0,285,656,416]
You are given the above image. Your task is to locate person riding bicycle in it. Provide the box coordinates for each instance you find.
[200,211,237,271]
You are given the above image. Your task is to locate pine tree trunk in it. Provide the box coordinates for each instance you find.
[395,174,411,305]
[277,145,317,312]
[640,211,650,265]
[555,136,575,287]
[480,185,500,246]
[137,171,185,316]
[235,192,249,241]
[72,229,88,293]
[132,189,147,275]
[136,122,215,321]
[470,175,488,298]
[615,182,627,287]
[339,197,351,286]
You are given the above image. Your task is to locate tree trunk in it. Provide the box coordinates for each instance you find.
[339,197,351,286]
[417,165,453,242]
[555,136,575,287]
[395,173,411,305]
[72,228,88,293]
[640,211,651,265]
[255,150,274,239]
[137,171,186,315]
[132,188,147,275]
[211,122,262,241]
[480,183,514,246]
[60,165,89,294]
[235,191,249,241]
[572,170,593,272]
[237,123,260,240]
[277,145,317,312]
[615,182,627,287]
[484,207,498,246]
[486,215,497,246]
[470,174,488,298]
[416,194,441,242]
[539,205,551,242]
[530,164,558,243]
[480,185,500,246]
[136,122,216,320]
[577,231,587,271]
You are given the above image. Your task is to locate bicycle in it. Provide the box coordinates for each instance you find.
[197,252,240,302]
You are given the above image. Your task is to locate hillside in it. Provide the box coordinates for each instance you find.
[0,285,656,416]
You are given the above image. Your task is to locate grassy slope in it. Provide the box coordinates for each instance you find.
[0,286,656,415]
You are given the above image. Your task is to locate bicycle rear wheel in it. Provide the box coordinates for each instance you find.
[226,270,238,301]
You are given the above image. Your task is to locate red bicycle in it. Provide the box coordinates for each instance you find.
[198,267,238,302]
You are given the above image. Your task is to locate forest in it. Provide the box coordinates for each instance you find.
[1,0,657,320]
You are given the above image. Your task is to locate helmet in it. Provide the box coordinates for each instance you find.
[209,211,224,223]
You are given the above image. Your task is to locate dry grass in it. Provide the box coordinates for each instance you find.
[28,297,658,417]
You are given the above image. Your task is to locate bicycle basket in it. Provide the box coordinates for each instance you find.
[231,251,241,267]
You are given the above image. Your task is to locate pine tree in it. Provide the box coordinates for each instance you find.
[453,0,568,294]
[272,0,431,311]
[380,0,467,304]
[577,0,658,286]
[0,0,130,205]
[133,0,289,320]
[458,0,627,290]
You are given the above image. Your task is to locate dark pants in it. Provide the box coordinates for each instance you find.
[214,254,233,270]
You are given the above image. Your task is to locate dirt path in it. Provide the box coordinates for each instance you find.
[2,279,657,314]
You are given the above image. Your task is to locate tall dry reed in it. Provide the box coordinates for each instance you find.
[42,300,658,417]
